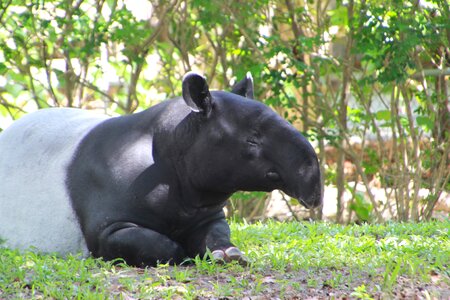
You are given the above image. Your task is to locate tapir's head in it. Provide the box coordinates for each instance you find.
[178,72,322,209]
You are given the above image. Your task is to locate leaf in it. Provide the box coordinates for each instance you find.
[328,6,348,27]
[349,193,373,222]
[416,116,434,132]
[0,63,7,75]
[5,83,24,98]
[375,110,391,121]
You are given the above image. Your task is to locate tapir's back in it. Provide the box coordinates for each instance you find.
[0,108,109,255]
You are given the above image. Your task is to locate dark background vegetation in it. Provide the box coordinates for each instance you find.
[0,0,448,223]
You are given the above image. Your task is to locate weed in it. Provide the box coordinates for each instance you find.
[383,258,402,291]
[351,284,374,300]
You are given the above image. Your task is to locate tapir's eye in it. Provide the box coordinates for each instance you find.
[246,138,259,146]
[243,137,261,159]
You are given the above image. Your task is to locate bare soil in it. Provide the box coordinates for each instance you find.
[105,265,450,299]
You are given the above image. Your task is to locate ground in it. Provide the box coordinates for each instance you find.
[1,221,449,299]
[100,264,449,299]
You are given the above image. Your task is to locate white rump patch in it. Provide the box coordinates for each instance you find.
[0,108,109,256]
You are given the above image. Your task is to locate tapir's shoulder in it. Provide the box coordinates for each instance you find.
[86,97,192,137]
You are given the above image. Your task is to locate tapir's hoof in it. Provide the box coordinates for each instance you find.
[211,247,249,266]
[224,247,243,260]
[211,249,226,261]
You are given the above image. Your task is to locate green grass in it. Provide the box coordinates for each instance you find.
[1,220,449,299]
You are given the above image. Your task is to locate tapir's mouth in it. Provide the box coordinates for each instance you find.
[297,196,313,209]
[282,162,323,209]
[285,186,322,209]
[299,197,321,209]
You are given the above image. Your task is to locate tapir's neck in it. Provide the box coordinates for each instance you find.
[135,99,232,211]
[170,153,232,211]
[194,190,232,208]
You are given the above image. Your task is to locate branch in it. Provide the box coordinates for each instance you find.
[410,68,450,79]
[76,77,122,112]
[281,192,300,221]
[0,95,26,119]
[142,0,179,50]
[285,0,306,38]
[126,0,180,112]
[223,6,265,60]
[0,0,12,22]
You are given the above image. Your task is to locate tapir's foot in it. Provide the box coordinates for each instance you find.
[211,247,249,266]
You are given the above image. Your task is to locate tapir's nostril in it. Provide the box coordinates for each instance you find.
[266,171,280,181]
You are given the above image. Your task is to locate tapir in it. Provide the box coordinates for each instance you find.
[0,72,322,266]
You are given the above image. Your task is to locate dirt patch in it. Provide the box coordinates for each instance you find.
[103,265,450,299]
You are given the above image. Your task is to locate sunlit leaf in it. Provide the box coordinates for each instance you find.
[375,110,391,121]
[416,116,434,132]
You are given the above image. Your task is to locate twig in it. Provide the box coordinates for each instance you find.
[280,192,300,222]
[410,68,450,79]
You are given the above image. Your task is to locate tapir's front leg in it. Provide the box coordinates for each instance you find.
[97,222,186,267]
[184,218,248,265]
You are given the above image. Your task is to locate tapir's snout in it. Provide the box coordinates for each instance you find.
[296,175,323,209]
[302,158,323,208]
[310,182,323,208]
[289,164,322,209]
[280,139,323,209]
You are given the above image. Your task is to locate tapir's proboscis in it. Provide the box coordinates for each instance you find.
[0,72,322,266]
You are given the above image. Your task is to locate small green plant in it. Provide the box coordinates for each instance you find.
[190,250,220,275]
[351,284,374,300]
[349,190,373,223]
[383,259,402,291]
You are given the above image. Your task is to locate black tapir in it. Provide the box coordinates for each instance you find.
[0,72,322,266]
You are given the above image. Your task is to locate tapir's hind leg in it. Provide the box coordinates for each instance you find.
[97,223,186,267]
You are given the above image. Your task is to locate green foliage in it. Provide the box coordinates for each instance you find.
[0,0,448,222]
[351,284,374,300]
[228,191,268,221]
[349,192,373,222]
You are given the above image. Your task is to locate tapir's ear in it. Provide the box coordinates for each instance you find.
[231,72,254,99]
[182,72,212,116]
